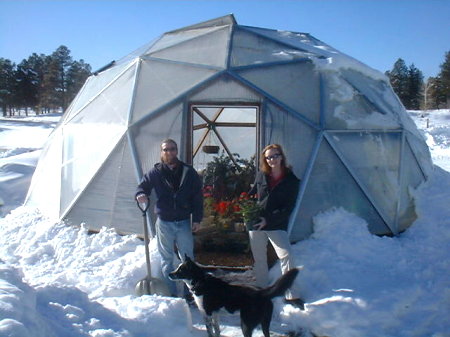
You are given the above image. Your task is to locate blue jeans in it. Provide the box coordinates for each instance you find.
[155,218,194,296]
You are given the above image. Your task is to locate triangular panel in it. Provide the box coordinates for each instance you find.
[150,26,230,68]
[290,138,391,241]
[189,73,262,102]
[146,26,230,63]
[236,62,320,124]
[63,61,134,123]
[322,72,401,130]
[132,103,184,175]
[25,129,63,219]
[58,68,135,217]
[130,59,218,123]
[230,28,313,67]
[264,102,317,180]
[327,131,402,227]
[110,134,144,234]
[242,26,335,58]
[168,14,236,34]
[397,141,425,232]
[405,131,433,178]
[69,65,136,126]
[341,69,405,119]
[65,136,141,233]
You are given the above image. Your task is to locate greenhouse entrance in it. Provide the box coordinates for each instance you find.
[188,104,259,266]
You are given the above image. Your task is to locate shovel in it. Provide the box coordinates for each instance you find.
[135,200,171,297]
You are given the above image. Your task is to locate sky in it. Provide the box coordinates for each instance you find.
[0,0,449,79]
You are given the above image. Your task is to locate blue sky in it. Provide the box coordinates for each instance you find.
[1,0,449,79]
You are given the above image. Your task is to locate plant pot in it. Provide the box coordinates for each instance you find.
[244,218,260,231]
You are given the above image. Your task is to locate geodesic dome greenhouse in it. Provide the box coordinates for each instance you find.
[25,15,433,241]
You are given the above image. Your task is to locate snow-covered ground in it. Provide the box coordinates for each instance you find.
[1,110,449,337]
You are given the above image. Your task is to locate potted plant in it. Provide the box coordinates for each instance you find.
[237,192,262,231]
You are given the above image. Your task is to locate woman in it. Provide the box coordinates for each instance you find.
[248,144,304,309]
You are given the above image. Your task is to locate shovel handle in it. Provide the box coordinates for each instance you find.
[137,199,150,213]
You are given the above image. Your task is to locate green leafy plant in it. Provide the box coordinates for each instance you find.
[237,192,262,230]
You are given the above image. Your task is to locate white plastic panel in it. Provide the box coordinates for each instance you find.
[24,129,63,219]
[150,26,230,68]
[133,103,184,175]
[230,28,312,67]
[145,26,228,55]
[65,136,142,234]
[69,65,135,126]
[63,61,135,123]
[130,59,218,123]
[405,132,434,178]
[189,75,262,103]
[397,141,425,232]
[328,131,402,226]
[263,102,317,181]
[242,26,336,58]
[322,72,401,130]
[290,138,391,241]
[237,62,320,124]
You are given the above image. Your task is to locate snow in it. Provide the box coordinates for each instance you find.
[1,110,450,337]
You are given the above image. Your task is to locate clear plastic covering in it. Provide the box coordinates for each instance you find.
[130,59,218,123]
[236,61,320,124]
[242,26,336,58]
[150,26,230,68]
[263,102,318,179]
[189,74,262,103]
[65,136,142,234]
[25,129,63,219]
[326,131,402,228]
[132,103,184,175]
[397,138,426,232]
[63,61,135,123]
[230,28,312,67]
[146,26,228,55]
[322,72,401,129]
[291,137,391,241]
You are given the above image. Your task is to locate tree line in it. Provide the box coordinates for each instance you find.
[386,51,450,110]
[0,45,91,117]
[1,46,449,117]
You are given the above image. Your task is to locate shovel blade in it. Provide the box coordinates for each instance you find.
[135,276,171,297]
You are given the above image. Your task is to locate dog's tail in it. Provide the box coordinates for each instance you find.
[259,268,299,299]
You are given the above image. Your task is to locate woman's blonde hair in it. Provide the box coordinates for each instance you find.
[259,144,288,174]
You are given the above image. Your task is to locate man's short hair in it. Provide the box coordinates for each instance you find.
[161,139,178,150]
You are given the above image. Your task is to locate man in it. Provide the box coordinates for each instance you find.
[135,139,203,296]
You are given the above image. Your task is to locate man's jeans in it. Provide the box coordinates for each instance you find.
[155,217,194,296]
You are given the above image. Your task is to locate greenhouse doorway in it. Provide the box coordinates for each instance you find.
[188,104,259,267]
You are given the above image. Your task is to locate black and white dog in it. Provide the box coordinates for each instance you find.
[169,256,299,337]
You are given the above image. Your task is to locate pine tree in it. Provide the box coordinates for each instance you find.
[427,77,445,109]
[428,51,450,109]
[52,45,73,111]
[387,58,410,107]
[0,58,16,116]
[40,55,61,113]
[66,59,91,106]
[439,51,450,108]
[26,53,47,114]
[14,58,39,115]
[407,64,424,110]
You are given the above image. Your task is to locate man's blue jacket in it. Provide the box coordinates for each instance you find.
[136,162,203,223]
